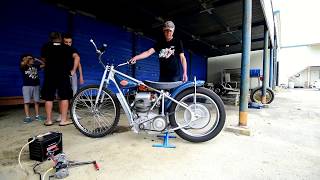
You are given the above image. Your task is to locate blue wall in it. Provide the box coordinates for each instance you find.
[72,14,133,87]
[0,0,68,97]
[135,35,160,81]
[188,52,207,81]
[0,0,207,98]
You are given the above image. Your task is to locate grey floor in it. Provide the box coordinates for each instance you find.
[0,88,319,180]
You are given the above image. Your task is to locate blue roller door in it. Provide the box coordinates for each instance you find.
[0,0,68,97]
[189,53,207,82]
[135,35,159,81]
[0,0,208,99]
[72,15,132,92]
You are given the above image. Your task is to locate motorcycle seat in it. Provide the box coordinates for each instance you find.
[143,80,183,90]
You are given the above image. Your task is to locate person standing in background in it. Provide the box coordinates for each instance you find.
[41,32,79,126]
[63,33,84,95]
[20,54,45,123]
[55,33,85,122]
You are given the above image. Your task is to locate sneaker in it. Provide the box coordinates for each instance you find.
[23,117,33,123]
[35,115,45,121]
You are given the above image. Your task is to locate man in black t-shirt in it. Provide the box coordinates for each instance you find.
[129,21,188,82]
[63,33,84,95]
[41,32,80,126]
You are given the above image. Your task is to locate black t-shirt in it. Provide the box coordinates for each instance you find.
[21,64,40,86]
[153,38,183,80]
[71,46,79,55]
[41,42,75,79]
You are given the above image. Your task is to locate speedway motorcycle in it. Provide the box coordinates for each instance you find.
[70,39,226,143]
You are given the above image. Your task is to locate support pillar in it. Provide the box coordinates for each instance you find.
[238,0,252,127]
[269,47,274,88]
[262,27,269,104]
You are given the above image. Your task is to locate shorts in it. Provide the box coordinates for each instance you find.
[71,73,78,96]
[41,77,73,101]
[22,86,40,103]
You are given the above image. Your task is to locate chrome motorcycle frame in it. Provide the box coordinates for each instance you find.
[90,40,196,132]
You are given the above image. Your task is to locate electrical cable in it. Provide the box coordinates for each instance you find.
[18,132,63,180]
[42,167,53,180]
[18,137,36,170]
[33,162,43,180]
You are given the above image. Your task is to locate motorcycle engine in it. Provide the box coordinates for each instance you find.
[132,92,157,112]
[135,112,167,133]
[132,92,167,133]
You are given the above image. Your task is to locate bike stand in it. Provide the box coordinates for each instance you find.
[152,132,176,148]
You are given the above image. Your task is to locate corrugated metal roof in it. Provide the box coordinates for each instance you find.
[45,0,276,57]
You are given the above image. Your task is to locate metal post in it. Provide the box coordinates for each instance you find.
[269,46,274,88]
[273,36,278,89]
[273,38,278,88]
[189,50,192,79]
[262,26,269,104]
[276,61,279,86]
[239,0,252,126]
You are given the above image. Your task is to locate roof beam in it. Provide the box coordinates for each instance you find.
[131,4,227,55]
[196,0,241,42]
[217,37,264,49]
[166,0,240,20]
[200,20,265,39]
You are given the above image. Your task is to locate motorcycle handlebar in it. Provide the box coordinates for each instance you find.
[90,39,107,54]
[89,39,99,53]
[90,38,133,68]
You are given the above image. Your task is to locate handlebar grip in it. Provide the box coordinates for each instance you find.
[90,39,99,52]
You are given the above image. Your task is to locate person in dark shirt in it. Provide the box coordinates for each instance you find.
[63,33,84,95]
[20,54,45,123]
[55,33,85,122]
[129,21,188,82]
[41,32,79,126]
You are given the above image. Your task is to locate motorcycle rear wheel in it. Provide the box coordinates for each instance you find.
[169,87,226,142]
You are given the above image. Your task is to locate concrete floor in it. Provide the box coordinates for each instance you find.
[0,88,319,180]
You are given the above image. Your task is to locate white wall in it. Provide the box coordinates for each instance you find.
[207,44,320,88]
[207,50,267,89]
[288,66,320,88]
[278,44,320,85]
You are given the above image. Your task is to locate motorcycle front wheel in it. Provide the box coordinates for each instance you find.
[169,87,226,143]
[70,85,120,138]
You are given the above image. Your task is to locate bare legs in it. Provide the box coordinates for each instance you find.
[45,100,71,125]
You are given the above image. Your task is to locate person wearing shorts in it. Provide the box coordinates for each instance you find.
[20,54,45,123]
[55,33,84,122]
[41,32,79,126]
[63,33,84,95]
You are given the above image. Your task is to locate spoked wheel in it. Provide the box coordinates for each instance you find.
[250,86,275,104]
[70,85,120,138]
[169,87,226,142]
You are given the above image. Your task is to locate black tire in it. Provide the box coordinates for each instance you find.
[250,86,275,104]
[70,85,120,138]
[169,87,226,143]
[213,83,226,96]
